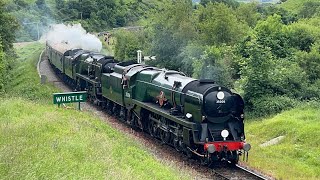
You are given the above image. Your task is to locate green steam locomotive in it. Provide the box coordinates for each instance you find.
[46,42,251,165]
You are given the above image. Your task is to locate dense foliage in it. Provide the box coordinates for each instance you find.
[0,39,5,91]
[0,0,19,92]
[3,0,320,117]
[114,0,320,117]
[5,0,54,42]
[0,1,19,51]
[5,0,164,41]
[55,0,166,32]
[113,29,145,60]
[54,0,127,31]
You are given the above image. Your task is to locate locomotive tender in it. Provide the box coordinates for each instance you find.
[46,42,251,165]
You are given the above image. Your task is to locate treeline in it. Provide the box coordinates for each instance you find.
[0,0,19,92]
[6,0,161,41]
[115,0,320,117]
[54,0,162,31]
[5,0,56,42]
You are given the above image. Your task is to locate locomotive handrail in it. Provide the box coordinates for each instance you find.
[164,70,186,79]
[124,65,155,80]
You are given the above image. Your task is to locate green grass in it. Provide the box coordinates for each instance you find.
[0,42,191,179]
[6,42,58,103]
[0,98,189,179]
[244,103,320,180]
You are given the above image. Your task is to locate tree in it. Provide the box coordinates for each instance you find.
[79,0,97,19]
[238,41,275,101]
[254,14,290,58]
[200,0,239,8]
[196,3,249,46]
[35,0,45,8]
[148,0,196,70]
[114,30,144,61]
[238,39,306,115]
[236,2,260,28]
[178,43,205,76]
[0,37,5,91]
[295,44,320,84]
[258,6,297,25]
[298,2,320,19]
[192,45,235,88]
[287,22,316,52]
[0,0,18,91]
[0,0,19,51]
[55,0,65,9]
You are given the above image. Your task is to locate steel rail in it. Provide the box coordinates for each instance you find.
[212,170,230,180]
[235,164,270,180]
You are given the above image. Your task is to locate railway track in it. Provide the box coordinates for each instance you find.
[212,164,270,180]
[235,164,270,179]
[38,48,273,180]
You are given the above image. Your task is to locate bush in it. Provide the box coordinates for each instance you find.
[295,44,320,84]
[0,37,6,92]
[178,43,205,76]
[249,95,299,117]
[191,45,236,88]
[114,30,145,61]
[302,79,320,100]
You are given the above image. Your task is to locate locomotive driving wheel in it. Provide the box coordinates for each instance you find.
[129,112,136,126]
[173,137,181,152]
[148,121,157,137]
[160,130,170,144]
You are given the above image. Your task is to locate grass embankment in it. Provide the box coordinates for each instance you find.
[245,103,320,180]
[0,42,190,179]
[6,43,58,103]
[0,99,188,179]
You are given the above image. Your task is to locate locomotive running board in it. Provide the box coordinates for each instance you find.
[131,99,196,129]
[76,73,100,85]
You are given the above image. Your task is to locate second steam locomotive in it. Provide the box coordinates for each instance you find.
[46,42,251,165]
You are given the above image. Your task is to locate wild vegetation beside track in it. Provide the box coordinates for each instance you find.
[5,43,57,102]
[244,104,320,180]
[0,42,191,179]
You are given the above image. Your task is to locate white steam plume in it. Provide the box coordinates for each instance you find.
[43,24,102,52]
